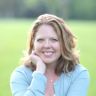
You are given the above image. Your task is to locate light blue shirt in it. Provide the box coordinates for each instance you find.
[10,64,90,96]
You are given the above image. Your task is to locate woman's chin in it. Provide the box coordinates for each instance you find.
[43,59,56,65]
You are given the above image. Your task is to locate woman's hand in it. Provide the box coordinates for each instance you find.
[24,51,46,74]
[31,51,46,74]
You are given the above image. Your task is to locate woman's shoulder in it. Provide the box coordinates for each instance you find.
[68,64,90,79]
[12,65,32,74]
[62,64,90,80]
[10,65,32,83]
[75,64,89,74]
[75,64,88,72]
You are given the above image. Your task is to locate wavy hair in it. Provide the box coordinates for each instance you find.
[24,14,79,75]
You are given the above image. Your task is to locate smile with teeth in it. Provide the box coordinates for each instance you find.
[43,52,54,57]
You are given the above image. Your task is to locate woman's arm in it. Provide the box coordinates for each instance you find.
[66,70,90,96]
[10,69,47,96]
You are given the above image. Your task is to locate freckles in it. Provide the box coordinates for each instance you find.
[34,44,41,51]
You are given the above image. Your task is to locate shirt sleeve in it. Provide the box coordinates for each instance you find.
[66,70,90,96]
[10,68,47,96]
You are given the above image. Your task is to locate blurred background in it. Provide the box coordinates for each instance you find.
[0,0,96,19]
[0,0,96,96]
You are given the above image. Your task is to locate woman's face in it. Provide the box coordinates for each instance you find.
[33,24,61,66]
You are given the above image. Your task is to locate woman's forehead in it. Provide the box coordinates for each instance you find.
[35,24,58,38]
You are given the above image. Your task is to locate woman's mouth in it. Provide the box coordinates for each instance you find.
[42,51,54,57]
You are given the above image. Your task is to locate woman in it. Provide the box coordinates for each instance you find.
[10,14,90,96]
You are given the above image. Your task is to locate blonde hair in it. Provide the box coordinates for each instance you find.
[24,14,79,75]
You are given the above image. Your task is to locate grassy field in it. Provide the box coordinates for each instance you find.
[0,19,96,96]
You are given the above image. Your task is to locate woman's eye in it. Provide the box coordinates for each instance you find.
[51,38,58,42]
[37,39,44,42]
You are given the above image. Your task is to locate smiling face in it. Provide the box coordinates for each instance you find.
[33,24,61,67]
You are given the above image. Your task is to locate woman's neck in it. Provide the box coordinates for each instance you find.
[45,65,55,74]
[45,68,58,81]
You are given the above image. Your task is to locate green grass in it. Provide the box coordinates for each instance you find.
[0,19,96,96]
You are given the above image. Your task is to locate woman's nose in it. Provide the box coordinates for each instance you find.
[43,40,51,48]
